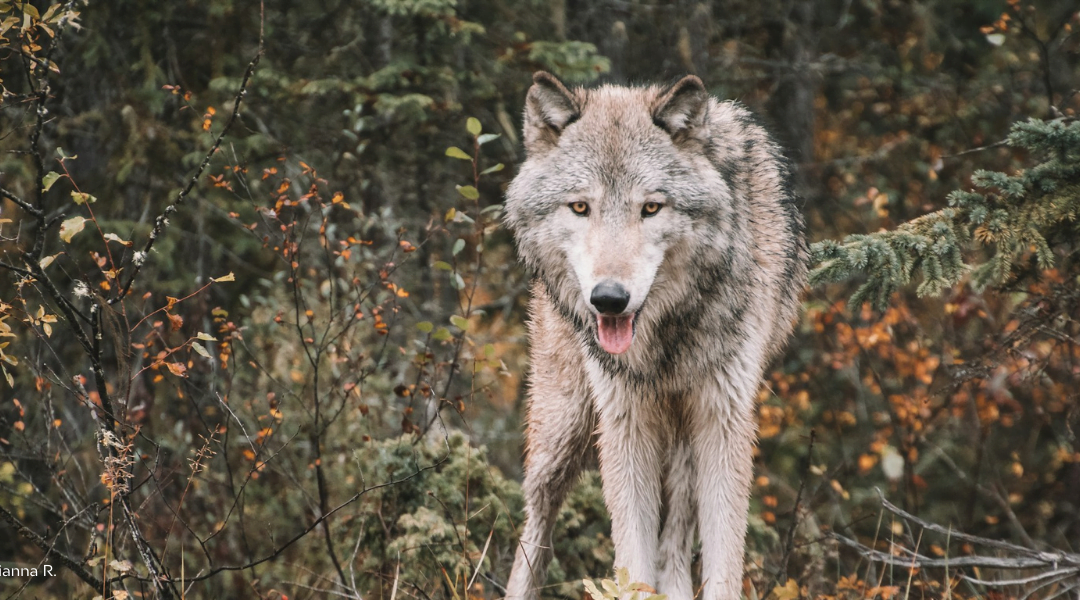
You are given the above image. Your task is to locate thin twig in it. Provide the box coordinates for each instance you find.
[179,451,449,584]
[0,504,106,592]
[774,429,815,588]
[112,9,265,304]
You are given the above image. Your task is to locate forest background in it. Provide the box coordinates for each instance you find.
[1,0,1079,599]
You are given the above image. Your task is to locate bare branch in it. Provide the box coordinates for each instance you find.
[0,504,106,592]
[0,186,42,217]
[113,8,265,305]
[832,533,1075,570]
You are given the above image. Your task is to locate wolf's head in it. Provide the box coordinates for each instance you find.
[505,72,738,356]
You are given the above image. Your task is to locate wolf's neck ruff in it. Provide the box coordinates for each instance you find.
[504,71,807,600]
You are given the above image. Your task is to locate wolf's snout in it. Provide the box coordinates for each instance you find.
[590,281,630,315]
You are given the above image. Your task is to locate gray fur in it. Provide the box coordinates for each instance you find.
[504,72,807,600]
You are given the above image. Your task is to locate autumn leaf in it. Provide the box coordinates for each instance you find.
[164,362,187,377]
[616,568,629,590]
[770,579,799,600]
[330,191,349,208]
[59,216,86,243]
[0,343,15,366]
[212,272,236,282]
[103,233,132,246]
[71,191,96,204]
[35,306,56,337]
[167,313,184,331]
[582,579,604,600]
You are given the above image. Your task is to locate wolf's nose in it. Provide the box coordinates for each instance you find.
[590,281,630,314]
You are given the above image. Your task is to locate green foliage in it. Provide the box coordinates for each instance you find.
[349,435,614,599]
[810,117,1080,310]
[369,0,460,18]
[547,472,613,596]
[353,433,523,596]
[526,40,611,82]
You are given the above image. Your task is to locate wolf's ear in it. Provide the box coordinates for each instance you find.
[652,75,708,139]
[523,71,580,153]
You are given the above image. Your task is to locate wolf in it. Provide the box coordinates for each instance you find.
[502,72,806,600]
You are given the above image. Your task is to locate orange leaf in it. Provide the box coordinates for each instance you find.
[168,313,184,331]
[165,362,187,377]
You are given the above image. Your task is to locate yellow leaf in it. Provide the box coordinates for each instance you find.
[212,272,236,282]
[770,579,799,600]
[39,253,59,269]
[582,580,604,600]
[58,216,86,243]
[103,233,132,246]
[466,117,482,136]
[71,191,96,205]
[445,146,472,160]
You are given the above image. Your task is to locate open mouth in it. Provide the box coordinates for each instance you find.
[596,312,637,355]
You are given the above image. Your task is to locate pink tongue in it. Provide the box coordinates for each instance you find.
[597,315,634,354]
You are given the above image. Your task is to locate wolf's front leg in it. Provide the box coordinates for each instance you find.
[657,437,696,600]
[690,381,757,600]
[506,340,595,599]
[594,382,666,590]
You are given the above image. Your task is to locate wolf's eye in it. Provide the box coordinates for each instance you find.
[642,202,662,217]
[569,201,590,216]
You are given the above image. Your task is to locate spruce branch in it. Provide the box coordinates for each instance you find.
[810,117,1080,310]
